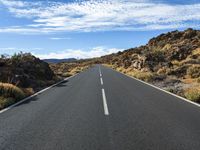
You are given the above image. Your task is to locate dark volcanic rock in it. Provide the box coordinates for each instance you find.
[0,53,56,89]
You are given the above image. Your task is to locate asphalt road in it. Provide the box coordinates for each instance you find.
[0,65,200,150]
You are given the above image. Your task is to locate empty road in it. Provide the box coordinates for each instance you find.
[0,65,200,150]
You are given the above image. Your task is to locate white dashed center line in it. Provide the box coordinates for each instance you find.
[100,77,103,85]
[102,88,109,115]
[99,66,109,116]
[99,67,102,77]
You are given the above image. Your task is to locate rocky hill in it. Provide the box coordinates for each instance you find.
[99,28,200,102]
[0,53,58,109]
[0,53,56,90]
[0,28,199,109]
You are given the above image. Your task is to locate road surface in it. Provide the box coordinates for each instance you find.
[0,65,200,150]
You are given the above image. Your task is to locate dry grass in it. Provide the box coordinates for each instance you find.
[0,83,25,100]
[187,65,200,78]
[171,60,182,66]
[51,62,90,78]
[162,44,172,51]
[69,66,88,75]
[104,64,154,82]
[61,72,72,77]
[182,78,196,84]
[157,67,168,75]
[197,77,200,83]
[127,70,154,82]
[0,83,26,110]
[116,67,127,73]
[103,64,115,69]
[192,48,200,55]
[184,87,200,102]
[23,88,34,96]
[0,97,15,110]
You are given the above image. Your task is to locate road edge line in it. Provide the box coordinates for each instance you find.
[104,66,200,108]
[0,74,78,114]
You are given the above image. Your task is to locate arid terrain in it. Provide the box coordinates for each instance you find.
[0,53,60,109]
[99,28,200,102]
[0,28,200,110]
[0,53,93,109]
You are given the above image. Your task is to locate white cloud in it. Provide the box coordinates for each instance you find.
[0,0,27,7]
[0,47,16,50]
[34,47,122,59]
[50,37,71,40]
[0,47,43,54]
[0,0,200,33]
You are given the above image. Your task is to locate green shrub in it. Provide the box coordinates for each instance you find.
[184,87,200,102]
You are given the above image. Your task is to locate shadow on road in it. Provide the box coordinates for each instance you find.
[55,80,69,87]
[14,96,38,107]
[13,80,69,108]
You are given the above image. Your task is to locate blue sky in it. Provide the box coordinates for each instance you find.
[0,0,200,59]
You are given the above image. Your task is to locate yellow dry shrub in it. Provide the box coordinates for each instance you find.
[0,83,26,110]
[127,70,154,82]
[157,67,167,75]
[171,60,182,66]
[0,82,25,100]
[0,97,15,110]
[184,87,200,102]
[192,48,200,55]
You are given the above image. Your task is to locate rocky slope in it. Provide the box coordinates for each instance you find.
[0,53,56,90]
[99,28,200,102]
[0,28,199,109]
[0,53,58,109]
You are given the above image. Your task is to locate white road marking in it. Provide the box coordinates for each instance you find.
[102,88,109,115]
[99,66,102,77]
[0,74,78,114]
[100,77,104,85]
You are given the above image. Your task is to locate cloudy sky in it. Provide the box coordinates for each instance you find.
[0,0,200,59]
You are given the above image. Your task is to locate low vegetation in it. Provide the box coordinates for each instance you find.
[100,28,200,103]
[184,87,200,102]
[187,65,200,78]
[0,53,91,110]
[127,71,154,82]
[0,83,25,109]
[0,52,58,110]
[49,59,95,78]
[1,28,200,110]
[115,67,154,82]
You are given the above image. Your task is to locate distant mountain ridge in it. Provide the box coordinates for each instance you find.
[43,58,77,63]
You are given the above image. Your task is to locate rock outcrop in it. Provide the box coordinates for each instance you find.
[0,53,56,90]
[100,28,200,78]
[98,28,200,100]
